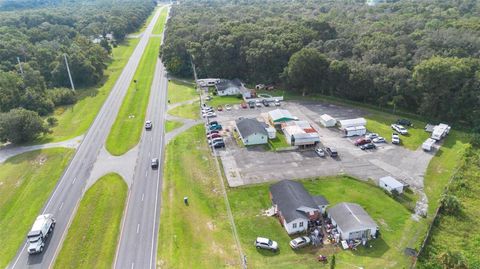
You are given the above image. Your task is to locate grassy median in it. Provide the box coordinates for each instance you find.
[54,173,127,269]
[152,7,168,35]
[157,124,238,268]
[0,148,74,268]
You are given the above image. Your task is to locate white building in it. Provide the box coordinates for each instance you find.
[328,202,378,241]
[379,176,404,194]
[282,121,320,146]
[344,126,367,137]
[197,78,220,87]
[338,118,367,129]
[268,109,297,125]
[270,180,329,235]
[235,118,268,146]
[319,114,337,127]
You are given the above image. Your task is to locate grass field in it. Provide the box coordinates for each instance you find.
[34,39,140,144]
[168,101,200,120]
[229,176,425,269]
[152,7,168,35]
[167,80,197,104]
[267,131,290,150]
[106,37,162,155]
[165,120,183,133]
[206,95,244,108]
[54,173,127,269]
[0,148,74,268]
[157,124,238,268]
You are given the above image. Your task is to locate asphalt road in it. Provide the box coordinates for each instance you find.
[8,8,165,269]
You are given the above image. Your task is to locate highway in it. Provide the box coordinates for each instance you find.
[8,7,166,269]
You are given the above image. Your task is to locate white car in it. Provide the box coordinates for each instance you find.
[255,237,278,252]
[202,112,216,118]
[365,133,379,139]
[315,148,325,157]
[289,236,311,249]
[392,133,400,144]
[225,104,232,111]
[391,124,408,135]
[274,99,281,106]
[373,137,386,143]
[145,120,152,130]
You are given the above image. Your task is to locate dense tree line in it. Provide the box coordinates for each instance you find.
[162,0,480,129]
[0,0,155,143]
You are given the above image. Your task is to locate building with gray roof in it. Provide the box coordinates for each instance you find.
[235,118,268,146]
[327,202,378,241]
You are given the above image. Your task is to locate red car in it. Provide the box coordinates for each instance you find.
[240,102,248,109]
[354,138,371,146]
[207,133,221,139]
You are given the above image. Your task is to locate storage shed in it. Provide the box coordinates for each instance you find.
[328,202,378,241]
[344,126,366,137]
[268,109,297,125]
[319,114,337,127]
[338,118,367,129]
[379,176,404,194]
[235,118,268,146]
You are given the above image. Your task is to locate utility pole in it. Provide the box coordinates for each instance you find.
[17,57,24,76]
[63,53,75,91]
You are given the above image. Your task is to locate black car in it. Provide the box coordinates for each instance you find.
[208,121,219,126]
[262,100,270,107]
[325,147,338,158]
[213,142,225,148]
[248,101,255,108]
[396,119,412,127]
[360,143,376,150]
[151,158,159,169]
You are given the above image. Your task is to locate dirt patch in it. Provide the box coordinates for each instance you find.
[32,154,48,166]
[207,221,216,231]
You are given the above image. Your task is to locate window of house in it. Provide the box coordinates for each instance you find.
[292,223,297,228]
[299,222,304,227]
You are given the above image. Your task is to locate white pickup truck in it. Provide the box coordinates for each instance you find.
[27,214,56,254]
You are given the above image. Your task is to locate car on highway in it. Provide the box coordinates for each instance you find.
[354,137,371,146]
[27,214,56,254]
[360,143,376,150]
[391,124,408,135]
[289,236,311,249]
[325,147,338,158]
[151,158,159,169]
[392,133,400,144]
[255,237,278,252]
[314,148,325,157]
[373,137,386,143]
[225,104,232,111]
[145,120,152,130]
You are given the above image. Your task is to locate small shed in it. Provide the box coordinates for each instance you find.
[268,109,297,125]
[338,118,367,129]
[379,176,404,194]
[344,126,366,137]
[235,118,268,146]
[319,114,337,128]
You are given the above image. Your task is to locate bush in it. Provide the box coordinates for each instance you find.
[440,194,462,215]
[47,88,77,106]
[0,108,49,143]
[47,117,58,127]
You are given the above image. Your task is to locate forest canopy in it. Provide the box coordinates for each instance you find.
[161,0,480,129]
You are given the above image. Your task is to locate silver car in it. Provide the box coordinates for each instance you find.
[255,237,278,252]
[289,236,311,249]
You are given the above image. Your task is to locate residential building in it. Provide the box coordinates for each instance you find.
[235,118,268,146]
[327,202,378,241]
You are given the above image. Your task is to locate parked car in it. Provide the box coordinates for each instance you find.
[209,124,223,131]
[212,141,225,148]
[205,95,212,101]
[289,236,311,249]
[248,101,255,108]
[225,104,232,111]
[365,133,379,140]
[391,124,408,135]
[240,102,248,109]
[392,133,400,144]
[255,237,278,252]
[372,137,386,143]
[217,105,223,111]
[396,118,412,127]
[202,107,214,113]
[208,137,224,145]
[151,158,159,169]
[354,138,371,146]
[206,130,219,135]
[202,112,216,118]
[360,143,376,150]
[208,121,218,126]
[255,100,262,107]
[207,133,221,139]
[325,147,338,158]
[262,99,270,107]
[145,120,152,130]
[314,148,325,157]
[274,99,281,106]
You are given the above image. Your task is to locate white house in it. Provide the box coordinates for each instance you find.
[270,180,329,235]
[215,79,242,96]
[338,118,367,129]
[282,121,320,146]
[319,114,337,127]
[328,202,378,241]
[235,118,268,146]
[379,176,404,194]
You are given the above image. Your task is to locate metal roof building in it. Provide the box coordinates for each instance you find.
[328,202,378,241]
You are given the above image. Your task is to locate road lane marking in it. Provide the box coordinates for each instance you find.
[137,224,140,234]
[131,262,135,269]
[72,177,77,185]
[142,193,145,201]
[59,202,64,211]
[145,171,148,177]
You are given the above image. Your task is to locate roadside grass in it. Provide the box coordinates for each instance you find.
[106,37,162,156]
[54,173,127,269]
[228,176,424,269]
[157,124,238,268]
[168,80,197,104]
[35,39,140,144]
[168,101,200,120]
[165,120,183,133]
[0,148,74,268]
[152,7,168,35]
[267,131,290,150]
[206,95,244,108]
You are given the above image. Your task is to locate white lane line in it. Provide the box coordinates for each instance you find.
[151,137,153,142]
[145,171,148,177]
[10,243,26,269]
[131,262,135,269]
[142,193,145,201]
[71,177,77,185]
[59,202,64,211]
[137,224,140,234]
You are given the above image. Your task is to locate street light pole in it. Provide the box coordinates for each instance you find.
[63,53,75,92]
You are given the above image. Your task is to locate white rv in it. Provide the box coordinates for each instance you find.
[422,138,436,151]
[431,123,451,140]
[27,214,56,254]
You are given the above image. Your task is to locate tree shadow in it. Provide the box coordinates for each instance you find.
[351,237,390,258]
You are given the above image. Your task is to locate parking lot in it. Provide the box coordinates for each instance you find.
[208,100,434,194]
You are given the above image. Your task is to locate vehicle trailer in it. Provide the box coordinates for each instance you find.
[27,214,56,254]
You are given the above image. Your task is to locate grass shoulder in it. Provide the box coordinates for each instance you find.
[168,101,200,120]
[0,148,74,268]
[168,80,197,104]
[165,120,183,133]
[54,173,127,269]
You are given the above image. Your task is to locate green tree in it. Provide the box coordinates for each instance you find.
[0,108,49,143]
[437,251,468,269]
[440,194,462,215]
[330,254,336,269]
